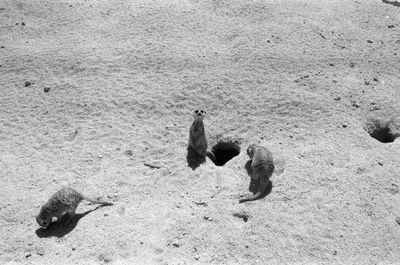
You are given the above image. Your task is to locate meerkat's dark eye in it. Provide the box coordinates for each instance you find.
[201,110,206,114]
[194,110,199,114]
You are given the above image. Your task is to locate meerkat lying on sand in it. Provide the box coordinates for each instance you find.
[239,144,274,203]
[188,109,216,162]
[36,187,113,228]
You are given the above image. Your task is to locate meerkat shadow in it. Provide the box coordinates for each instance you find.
[382,0,400,7]
[35,206,103,238]
[245,160,273,199]
[187,147,206,170]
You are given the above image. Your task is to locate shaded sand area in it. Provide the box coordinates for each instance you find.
[1,0,400,264]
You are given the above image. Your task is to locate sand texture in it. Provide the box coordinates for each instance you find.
[1,0,400,264]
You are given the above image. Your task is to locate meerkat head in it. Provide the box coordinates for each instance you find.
[247,144,257,159]
[36,206,52,228]
[193,110,206,119]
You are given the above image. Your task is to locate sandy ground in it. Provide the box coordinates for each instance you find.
[1,0,400,264]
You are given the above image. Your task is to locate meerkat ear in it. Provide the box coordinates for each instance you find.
[41,205,50,213]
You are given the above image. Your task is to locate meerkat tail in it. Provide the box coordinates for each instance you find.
[82,196,113,206]
[239,191,263,203]
[239,179,270,203]
[206,151,216,163]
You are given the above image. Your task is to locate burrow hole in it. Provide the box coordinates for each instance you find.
[364,120,399,143]
[210,141,241,166]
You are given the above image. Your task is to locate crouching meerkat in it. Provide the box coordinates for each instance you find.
[36,187,113,228]
[239,144,274,203]
[188,109,216,162]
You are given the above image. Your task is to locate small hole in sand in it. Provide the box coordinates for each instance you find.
[364,119,399,143]
[210,141,240,166]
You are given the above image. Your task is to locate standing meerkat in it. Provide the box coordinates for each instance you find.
[188,110,216,162]
[36,187,113,228]
[239,144,274,203]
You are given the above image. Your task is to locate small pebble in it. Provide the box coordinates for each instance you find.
[0,45,4,48]
[395,217,400,225]
[172,241,180,248]
[334,96,341,101]
[370,106,380,111]
[24,81,31,87]
[342,124,348,128]
[377,162,383,166]
[194,201,208,206]
[351,100,360,108]
[367,40,373,43]
[388,25,395,29]
[25,253,31,258]
[44,87,51,93]
[21,22,25,26]
[124,150,133,156]
[373,77,378,82]
[349,62,355,68]
[329,63,335,66]
[364,81,370,85]
[203,215,213,221]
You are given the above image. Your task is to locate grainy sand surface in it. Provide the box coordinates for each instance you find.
[1,0,400,264]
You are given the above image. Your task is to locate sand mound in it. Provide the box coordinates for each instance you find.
[1,0,400,264]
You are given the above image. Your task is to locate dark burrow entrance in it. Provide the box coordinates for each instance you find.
[364,119,399,143]
[209,141,241,166]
